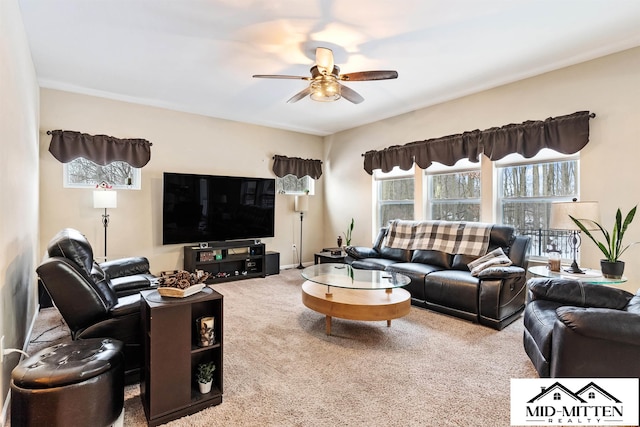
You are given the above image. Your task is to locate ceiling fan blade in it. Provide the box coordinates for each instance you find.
[339,70,398,81]
[253,74,310,80]
[339,84,364,104]
[286,86,312,103]
[315,47,334,75]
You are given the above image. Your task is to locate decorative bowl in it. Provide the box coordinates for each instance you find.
[157,283,205,298]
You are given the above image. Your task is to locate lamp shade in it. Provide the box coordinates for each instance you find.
[93,190,117,209]
[550,201,599,230]
[294,195,309,213]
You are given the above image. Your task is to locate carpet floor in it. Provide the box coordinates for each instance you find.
[26,268,538,426]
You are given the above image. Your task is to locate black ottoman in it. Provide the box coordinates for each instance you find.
[11,338,125,427]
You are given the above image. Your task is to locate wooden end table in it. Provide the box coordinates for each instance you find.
[314,250,346,264]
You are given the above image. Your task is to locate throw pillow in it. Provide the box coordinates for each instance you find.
[468,247,512,277]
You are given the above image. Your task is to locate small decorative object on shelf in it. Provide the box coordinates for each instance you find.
[199,251,216,262]
[337,235,343,248]
[196,361,216,394]
[197,316,215,347]
[157,270,210,298]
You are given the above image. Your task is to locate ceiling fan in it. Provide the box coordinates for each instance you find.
[252,47,398,104]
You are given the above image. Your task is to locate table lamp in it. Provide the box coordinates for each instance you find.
[549,199,599,273]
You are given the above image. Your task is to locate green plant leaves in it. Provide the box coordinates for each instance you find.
[570,205,637,262]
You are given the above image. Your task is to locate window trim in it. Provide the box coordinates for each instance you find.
[373,166,415,229]
[495,152,580,260]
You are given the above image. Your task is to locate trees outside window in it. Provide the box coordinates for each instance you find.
[497,157,578,258]
[374,167,414,228]
[276,175,314,195]
[427,170,481,221]
[64,158,141,189]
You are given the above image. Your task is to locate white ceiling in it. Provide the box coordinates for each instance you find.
[18,0,640,136]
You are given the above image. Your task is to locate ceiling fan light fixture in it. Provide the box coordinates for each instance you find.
[310,79,341,102]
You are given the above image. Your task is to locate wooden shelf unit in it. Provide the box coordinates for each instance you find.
[141,287,223,426]
[184,240,266,283]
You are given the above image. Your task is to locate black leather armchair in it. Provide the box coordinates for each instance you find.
[523,277,640,378]
[36,228,157,381]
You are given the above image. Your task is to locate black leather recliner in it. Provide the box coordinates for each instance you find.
[36,228,157,382]
[523,277,640,378]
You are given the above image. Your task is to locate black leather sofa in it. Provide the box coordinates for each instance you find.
[37,228,157,382]
[345,222,531,330]
[523,277,640,378]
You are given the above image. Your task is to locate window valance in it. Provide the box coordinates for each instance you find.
[362,111,593,174]
[48,130,153,168]
[272,155,323,179]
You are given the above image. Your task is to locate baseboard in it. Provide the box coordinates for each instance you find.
[1,304,40,427]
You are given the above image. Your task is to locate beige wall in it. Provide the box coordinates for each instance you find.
[0,0,40,416]
[325,46,640,293]
[39,90,324,272]
[39,48,640,293]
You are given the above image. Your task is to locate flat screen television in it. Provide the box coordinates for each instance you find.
[162,172,275,245]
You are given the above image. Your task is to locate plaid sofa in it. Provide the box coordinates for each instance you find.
[345,221,531,330]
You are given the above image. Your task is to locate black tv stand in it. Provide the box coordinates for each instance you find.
[184,240,266,283]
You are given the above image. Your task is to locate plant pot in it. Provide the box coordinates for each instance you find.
[198,380,212,394]
[600,260,625,279]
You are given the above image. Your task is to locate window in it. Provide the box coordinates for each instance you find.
[588,392,595,399]
[425,160,481,221]
[374,167,414,229]
[276,174,314,195]
[64,158,141,189]
[496,150,579,258]
[553,392,561,400]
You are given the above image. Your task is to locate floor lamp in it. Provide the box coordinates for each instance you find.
[549,200,600,273]
[295,195,309,269]
[93,189,117,260]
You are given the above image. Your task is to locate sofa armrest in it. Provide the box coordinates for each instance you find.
[477,265,525,280]
[527,278,633,309]
[100,257,150,278]
[344,246,379,260]
[556,306,640,346]
[509,235,531,268]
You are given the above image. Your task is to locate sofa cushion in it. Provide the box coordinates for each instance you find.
[385,263,443,302]
[386,262,443,277]
[451,254,473,271]
[379,246,412,262]
[424,270,479,314]
[528,278,633,309]
[350,258,399,271]
[488,225,515,249]
[411,250,452,269]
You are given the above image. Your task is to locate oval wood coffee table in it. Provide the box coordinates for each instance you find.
[301,264,411,335]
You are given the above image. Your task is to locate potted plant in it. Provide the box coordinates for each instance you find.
[570,205,638,279]
[196,361,216,394]
[344,218,354,246]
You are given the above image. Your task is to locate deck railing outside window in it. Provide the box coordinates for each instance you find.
[517,228,575,259]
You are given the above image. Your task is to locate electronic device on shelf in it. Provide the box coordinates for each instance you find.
[162,172,275,245]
